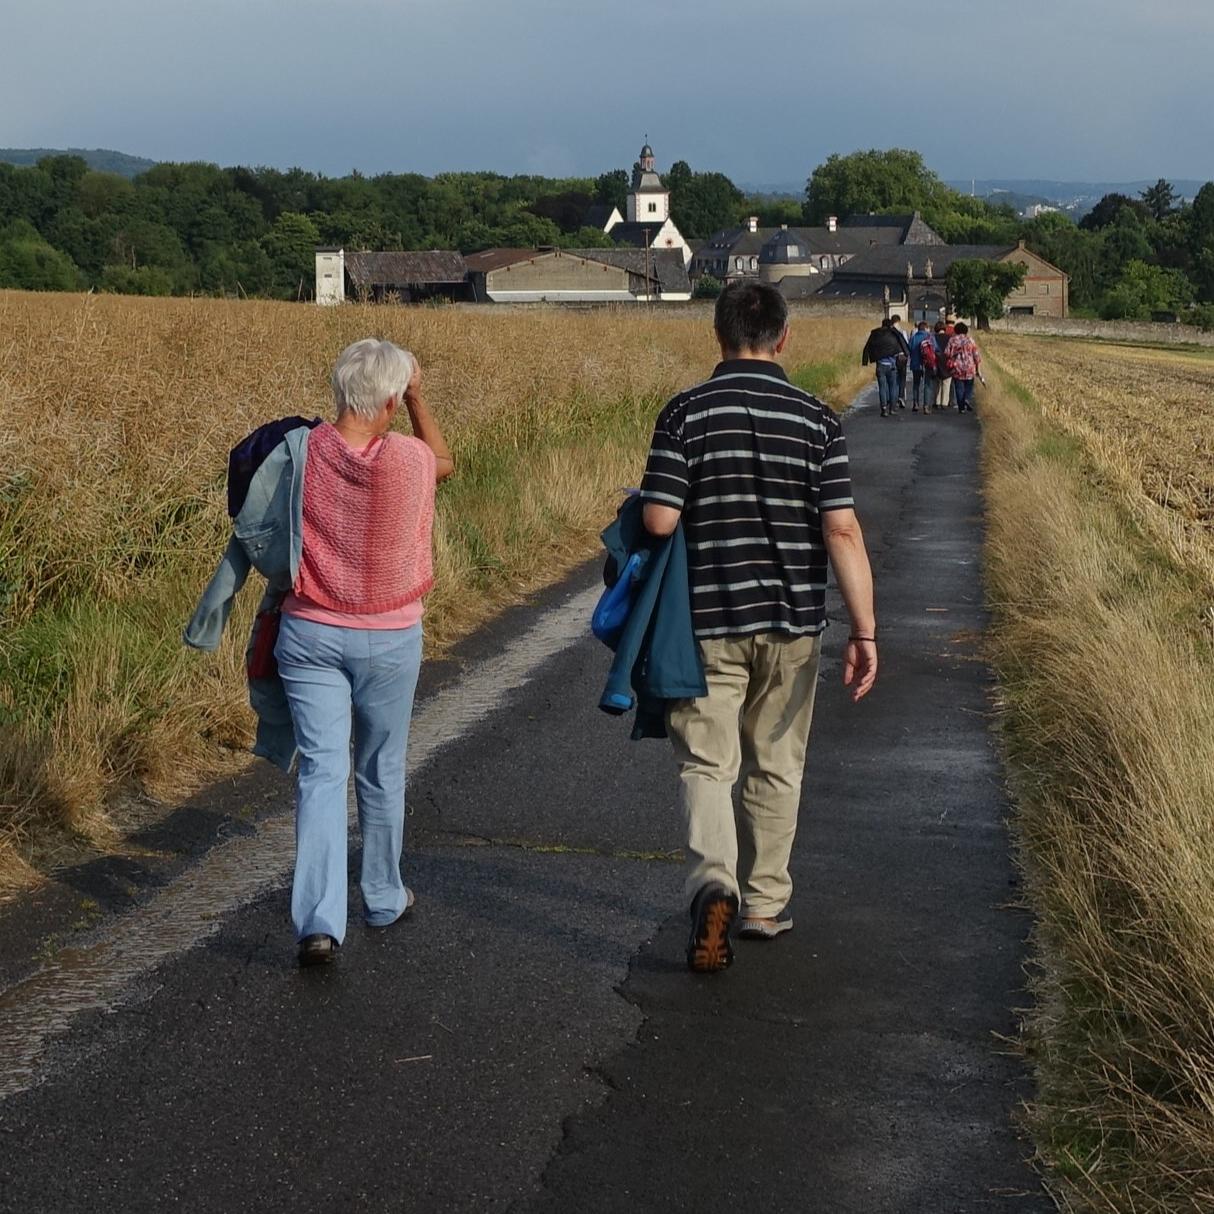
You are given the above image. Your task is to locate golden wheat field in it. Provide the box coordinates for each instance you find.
[985,333,1214,589]
[0,290,871,886]
[980,345,1214,1211]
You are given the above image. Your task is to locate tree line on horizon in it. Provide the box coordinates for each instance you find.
[1,148,1211,324]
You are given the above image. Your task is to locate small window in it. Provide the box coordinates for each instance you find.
[749,257,757,270]
[648,202,657,214]
[787,245,799,257]
[735,257,743,271]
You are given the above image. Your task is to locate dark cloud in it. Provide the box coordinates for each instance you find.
[2,0,1209,183]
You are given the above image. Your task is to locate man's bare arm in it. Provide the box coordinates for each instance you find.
[821,507,878,701]
[643,502,681,536]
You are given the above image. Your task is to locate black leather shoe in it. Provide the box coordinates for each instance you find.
[298,933,339,967]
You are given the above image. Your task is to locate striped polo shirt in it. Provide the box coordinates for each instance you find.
[640,359,853,639]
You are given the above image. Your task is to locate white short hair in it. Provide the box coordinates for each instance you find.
[331,338,416,421]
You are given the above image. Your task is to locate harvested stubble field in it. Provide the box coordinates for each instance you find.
[981,335,1214,1211]
[986,334,1214,590]
[0,290,870,888]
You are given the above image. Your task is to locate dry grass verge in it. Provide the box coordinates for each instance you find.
[980,348,1214,1211]
[0,291,870,889]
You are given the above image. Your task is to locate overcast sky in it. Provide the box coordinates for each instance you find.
[4,0,1211,186]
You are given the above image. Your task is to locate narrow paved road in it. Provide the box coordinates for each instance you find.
[0,389,1052,1213]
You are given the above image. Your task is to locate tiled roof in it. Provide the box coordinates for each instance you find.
[583,203,619,229]
[344,251,468,285]
[827,244,1018,280]
[463,247,690,294]
[464,248,540,273]
[776,275,829,300]
[576,248,690,294]
[841,211,945,245]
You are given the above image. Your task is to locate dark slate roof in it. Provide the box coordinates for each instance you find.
[827,244,1017,280]
[609,221,676,248]
[575,248,691,294]
[841,211,945,245]
[345,251,468,285]
[776,275,830,300]
[812,279,890,300]
[694,227,769,258]
[583,203,618,229]
[760,229,813,265]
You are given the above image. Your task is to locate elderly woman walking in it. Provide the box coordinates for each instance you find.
[186,338,452,967]
[279,339,453,965]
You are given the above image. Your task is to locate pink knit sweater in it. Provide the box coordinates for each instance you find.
[294,423,436,613]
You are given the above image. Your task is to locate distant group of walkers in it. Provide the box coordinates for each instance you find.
[862,314,984,417]
[187,279,877,974]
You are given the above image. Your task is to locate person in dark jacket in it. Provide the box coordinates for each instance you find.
[861,318,910,417]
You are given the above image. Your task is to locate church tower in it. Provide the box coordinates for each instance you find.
[627,140,670,224]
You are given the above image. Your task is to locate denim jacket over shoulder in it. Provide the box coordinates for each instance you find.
[183,426,310,770]
[598,493,706,739]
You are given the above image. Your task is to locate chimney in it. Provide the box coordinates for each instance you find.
[827,215,838,233]
[747,216,758,233]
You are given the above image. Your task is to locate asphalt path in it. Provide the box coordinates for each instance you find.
[0,386,1053,1212]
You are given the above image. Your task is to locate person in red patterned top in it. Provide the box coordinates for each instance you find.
[277,338,453,966]
[944,323,984,413]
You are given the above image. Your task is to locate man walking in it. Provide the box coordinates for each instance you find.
[641,280,878,974]
[862,317,909,417]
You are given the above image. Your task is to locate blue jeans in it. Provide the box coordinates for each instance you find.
[275,615,423,942]
[875,362,898,407]
[954,377,975,411]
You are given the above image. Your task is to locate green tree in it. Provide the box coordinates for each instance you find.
[594,170,629,212]
[670,170,744,239]
[946,259,1027,327]
[260,211,321,298]
[1099,259,1194,319]
[1079,192,1150,231]
[1187,182,1214,300]
[804,149,947,224]
[1140,178,1176,222]
[692,274,724,300]
[0,221,82,290]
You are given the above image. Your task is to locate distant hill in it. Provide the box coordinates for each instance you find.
[0,147,157,178]
[948,178,1207,213]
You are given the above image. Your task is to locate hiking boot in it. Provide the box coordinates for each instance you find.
[686,885,738,973]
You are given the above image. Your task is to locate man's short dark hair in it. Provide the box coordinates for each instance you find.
[955,321,969,335]
[714,280,788,353]
[881,317,892,327]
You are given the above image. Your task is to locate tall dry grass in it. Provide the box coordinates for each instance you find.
[980,351,1214,1211]
[0,290,871,887]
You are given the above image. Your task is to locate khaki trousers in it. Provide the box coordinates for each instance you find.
[667,632,822,918]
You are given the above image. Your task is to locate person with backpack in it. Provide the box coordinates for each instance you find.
[186,339,454,967]
[908,321,935,413]
[944,322,984,413]
[861,317,910,417]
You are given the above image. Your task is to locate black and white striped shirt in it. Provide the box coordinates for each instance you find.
[640,359,853,639]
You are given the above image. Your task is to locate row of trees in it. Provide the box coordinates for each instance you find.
[0,154,748,298]
[806,150,1214,322]
[1,148,1212,324]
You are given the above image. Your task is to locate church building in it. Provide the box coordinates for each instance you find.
[595,142,692,267]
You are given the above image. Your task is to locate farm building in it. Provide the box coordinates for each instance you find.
[314,249,472,304]
[815,239,1070,320]
[465,247,690,303]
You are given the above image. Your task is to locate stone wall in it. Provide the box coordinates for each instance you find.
[989,314,1214,347]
